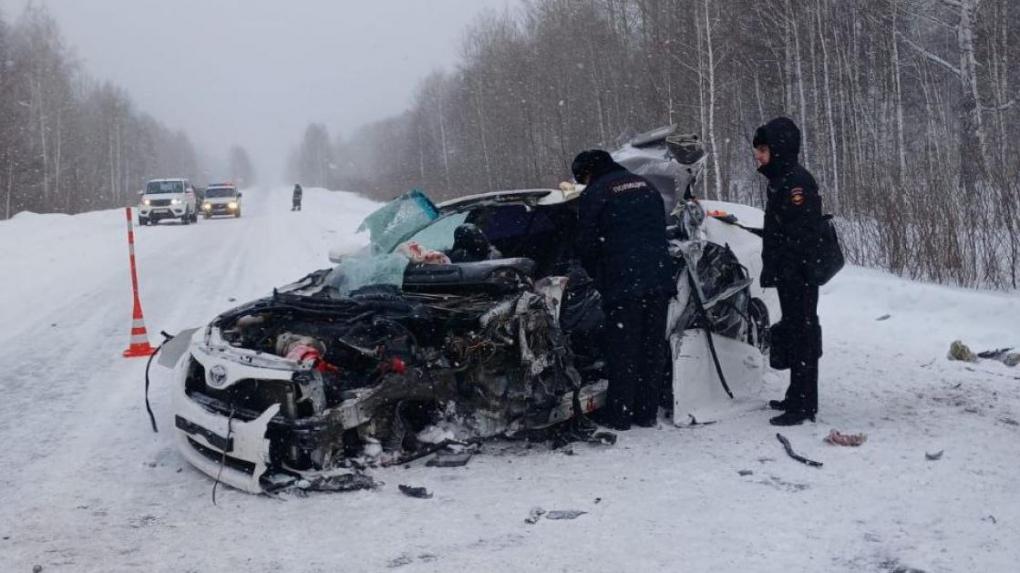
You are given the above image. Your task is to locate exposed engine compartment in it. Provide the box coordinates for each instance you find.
[182,274,603,479]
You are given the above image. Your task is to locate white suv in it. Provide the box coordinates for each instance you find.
[139,178,199,225]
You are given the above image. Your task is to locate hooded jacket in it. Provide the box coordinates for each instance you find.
[574,153,675,303]
[755,117,823,287]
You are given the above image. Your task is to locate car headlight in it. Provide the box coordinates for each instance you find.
[228,202,238,209]
[171,198,182,206]
[202,203,211,210]
[143,199,151,206]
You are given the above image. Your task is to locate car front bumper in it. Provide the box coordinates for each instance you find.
[173,394,279,494]
[140,207,186,219]
[171,334,295,494]
[202,203,238,216]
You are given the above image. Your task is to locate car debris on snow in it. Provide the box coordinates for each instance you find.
[879,558,928,573]
[925,450,944,461]
[876,314,892,321]
[283,472,378,494]
[398,485,432,499]
[946,341,1019,367]
[545,510,586,520]
[590,431,618,446]
[684,415,719,427]
[757,475,810,493]
[425,446,475,468]
[824,429,867,447]
[776,433,823,468]
[977,347,1020,367]
[947,340,978,363]
[524,507,546,524]
[524,507,587,522]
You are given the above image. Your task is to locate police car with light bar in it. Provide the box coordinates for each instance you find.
[201,183,242,219]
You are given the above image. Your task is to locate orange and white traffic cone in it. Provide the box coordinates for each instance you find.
[124,298,156,358]
[122,207,156,358]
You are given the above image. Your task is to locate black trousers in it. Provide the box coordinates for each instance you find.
[603,295,669,425]
[777,283,820,414]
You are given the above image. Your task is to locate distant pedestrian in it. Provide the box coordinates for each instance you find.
[573,149,676,431]
[753,117,828,426]
[292,184,303,211]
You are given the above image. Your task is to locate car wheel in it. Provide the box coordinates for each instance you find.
[182,210,191,225]
[748,298,770,355]
[203,213,210,219]
[235,211,241,218]
[139,217,148,226]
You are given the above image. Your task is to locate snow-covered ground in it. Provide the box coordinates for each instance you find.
[1,187,1018,572]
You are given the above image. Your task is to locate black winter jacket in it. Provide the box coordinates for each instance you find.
[575,162,676,303]
[756,118,824,288]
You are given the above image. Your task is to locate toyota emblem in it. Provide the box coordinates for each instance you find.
[208,364,228,387]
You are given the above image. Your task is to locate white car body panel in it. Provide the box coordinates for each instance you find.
[671,330,766,425]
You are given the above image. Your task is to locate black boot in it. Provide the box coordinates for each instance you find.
[591,408,631,432]
[768,399,791,411]
[604,418,632,432]
[633,415,658,428]
[769,411,815,426]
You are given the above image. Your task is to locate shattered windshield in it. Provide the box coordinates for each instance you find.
[357,190,439,254]
[324,191,443,297]
[401,212,468,252]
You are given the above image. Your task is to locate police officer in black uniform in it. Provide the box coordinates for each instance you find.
[753,117,824,426]
[572,150,676,431]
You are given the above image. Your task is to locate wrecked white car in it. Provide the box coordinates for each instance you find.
[161,128,777,494]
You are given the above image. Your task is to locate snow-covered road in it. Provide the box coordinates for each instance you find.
[1,187,1018,572]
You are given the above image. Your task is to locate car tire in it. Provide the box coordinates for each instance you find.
[203,213,210,219]
[235,211,241,218]
[139,217,148,226]
[182,210,191,225]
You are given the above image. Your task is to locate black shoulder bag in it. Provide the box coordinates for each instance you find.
[808,214,845,286]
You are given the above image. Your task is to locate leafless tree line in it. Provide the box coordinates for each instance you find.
[294,0,1019,289]
[0,6,207,220]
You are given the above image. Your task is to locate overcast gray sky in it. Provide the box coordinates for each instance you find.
[0,0,516,182]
